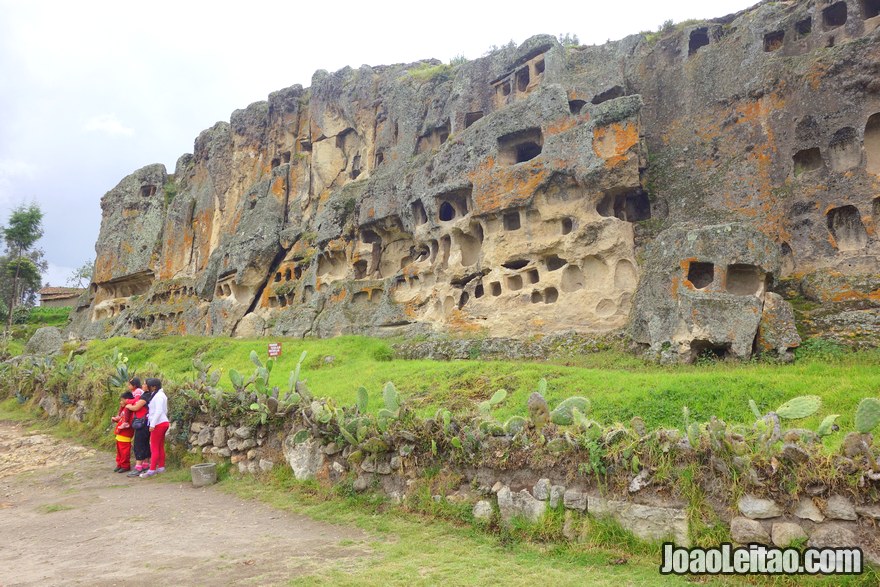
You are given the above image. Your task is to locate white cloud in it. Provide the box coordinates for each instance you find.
[43,262,75,288]
[0,158,37,180]
[0,158,38,208]
[83,114,134,137]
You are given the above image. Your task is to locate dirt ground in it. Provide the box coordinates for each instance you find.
[0,421,371,586]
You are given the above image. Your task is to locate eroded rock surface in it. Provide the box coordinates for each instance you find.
[70,1,880,358]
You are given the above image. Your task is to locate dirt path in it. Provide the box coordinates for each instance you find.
[0,421,371,586]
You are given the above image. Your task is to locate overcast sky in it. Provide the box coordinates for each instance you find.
[0,0,759,287]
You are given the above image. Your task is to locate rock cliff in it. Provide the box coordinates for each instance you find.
[70,0,880,361]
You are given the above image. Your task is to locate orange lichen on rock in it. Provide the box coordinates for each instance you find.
[592,122,639,169]
[270,176,286,200]
[469,156,548,214]
[447,309,482,333]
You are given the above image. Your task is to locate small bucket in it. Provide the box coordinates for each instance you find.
[191,462,218,487]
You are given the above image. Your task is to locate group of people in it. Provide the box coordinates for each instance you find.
[110,377,169,478]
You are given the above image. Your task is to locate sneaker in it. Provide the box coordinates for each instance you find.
[156,467,166,474]
[139,470,157,478]
[127,469,142,477]
[113,467,122,473]
[117,468,130,473]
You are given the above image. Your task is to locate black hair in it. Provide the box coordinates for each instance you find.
[129,377,142,389]
[121,391,135,399]
[146,377,162,390]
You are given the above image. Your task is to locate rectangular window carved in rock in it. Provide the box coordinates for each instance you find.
[435,188,472,222]
[866,113,880,174]
[823,2,848,29]
[796,17,812,37]
[689,28,710,55]
[592,85,625,105]
[411,200,428,225]
[516,67,530,92]
[793,148,823,176]
[764,30,785,52]
[465,111,484,128]
[497,127,543,165]
[828,127,860,172]
[827,205,868,251]
[502,211,521,231]
[534,58,545,76]
[687,261,714,289]
[726,264,764,296]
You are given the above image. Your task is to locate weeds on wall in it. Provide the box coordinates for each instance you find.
[2,347,879,516]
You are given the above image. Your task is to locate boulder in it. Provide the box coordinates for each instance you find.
[738,494,782,519]
[497,487,547,523]
[808,524,858,549]
[533,479,551,501]
[69,401,87,423]
[794,498,825,523]
[38,395,58,418]
[234,426,254,440]
[628,469,652,493]
[825,495,857,521]
[780,443,810,465]
[472,500,493,521]
[589,496,689,546]
[731,517,771,545]
[562,489,587,512]
[212,426,227,448]
[631,223,781,362]
[549,485,565,509]
[25,327,63,357]
[855,505,880,520]
[755,293,801,357]
[771,523,808,548]
[196,427,213,447]
[282,436,324,481]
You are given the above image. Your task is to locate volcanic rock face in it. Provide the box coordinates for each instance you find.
[71,0,880,359]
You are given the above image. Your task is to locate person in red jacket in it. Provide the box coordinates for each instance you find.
[110,390,135,472]
[124,378,152,477]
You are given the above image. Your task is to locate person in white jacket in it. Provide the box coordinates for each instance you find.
[140,378,169,478]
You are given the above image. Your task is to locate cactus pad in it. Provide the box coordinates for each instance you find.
[550,396,591,426]
[855,398,880,433]
[775,395,821,420]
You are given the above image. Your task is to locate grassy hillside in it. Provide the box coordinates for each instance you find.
[80,335,880,447]
[2,306,71,356]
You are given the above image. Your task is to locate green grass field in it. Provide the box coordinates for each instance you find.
[79,335,880,447]
[3,306,72,356]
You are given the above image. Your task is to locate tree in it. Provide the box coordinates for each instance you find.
[67,261,94,288]
[2,204,44,332]
[558,33,580,47]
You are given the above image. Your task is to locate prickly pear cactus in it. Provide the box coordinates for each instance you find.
[503,415,527,435]
[775,395,821,420]
[528,392,550,432]
[816,414,840,437]
[550,397,591,426]
[855,398,880,433]
[356,386,369,413]
[382,381,400,415]
[478,389,507,416]
[687,422,701,449]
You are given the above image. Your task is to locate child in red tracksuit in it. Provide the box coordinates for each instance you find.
[111,391,135,472]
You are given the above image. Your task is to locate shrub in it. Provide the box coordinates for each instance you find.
[408,63,453,84]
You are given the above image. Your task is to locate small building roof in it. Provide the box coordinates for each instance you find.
[38,287,85,299]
